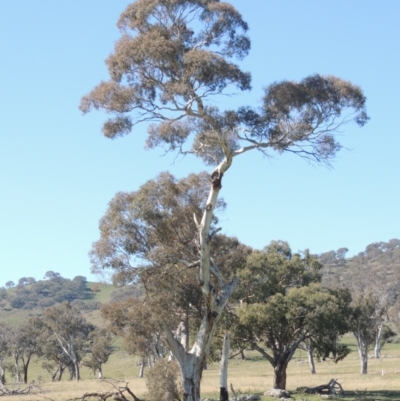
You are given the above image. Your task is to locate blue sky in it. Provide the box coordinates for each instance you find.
[1,1,399,286]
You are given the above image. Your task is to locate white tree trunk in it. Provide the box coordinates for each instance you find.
[354,334,369,374]
[0,363,5,385]
[54,333,80,380]
[163,154,237,401]
[219,333,230,401]
[307,343,316,374]
[375,323,383,358]
[13,352,21,383]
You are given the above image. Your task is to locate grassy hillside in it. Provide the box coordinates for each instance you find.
[320,239,400,291]
[0,281,115,328]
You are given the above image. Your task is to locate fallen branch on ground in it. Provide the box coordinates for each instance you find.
[67,380,144,401]
[0,382,41,396]
[296,378,344,395]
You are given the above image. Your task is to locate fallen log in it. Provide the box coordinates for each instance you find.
[296,378,344,395]
[67,381,144,401]
[0,383,41,397]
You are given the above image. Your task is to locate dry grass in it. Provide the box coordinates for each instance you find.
[3,339,400,401]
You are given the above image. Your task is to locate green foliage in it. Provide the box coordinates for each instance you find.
[6,274,93,310]
[233,242,351,389]
[82,328,115,377]
[234,241,322,304]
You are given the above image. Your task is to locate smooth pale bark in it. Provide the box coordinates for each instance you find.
[307,343,316,375]
[54,333,80,381]
[374,324,383,359]
[219,333,230,401]
[354,334,369,374]
[0,363,5,385]
[302,340,316,374]
[13,351,21,383]
[176,319,189,352]
[163,154,239,401]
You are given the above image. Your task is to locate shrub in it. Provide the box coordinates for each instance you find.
[146,359,182,401]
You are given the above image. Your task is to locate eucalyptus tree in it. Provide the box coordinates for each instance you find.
[0,324,9,385]
[350,291,388,374]
[95,172,249,375]
[82,328,115,379]
[43,302,94,381]
[7,318,44,384]
[300,287,352,374]
[238,283,346,390]
[233,242,351,389]
[101,296,168,375]
[80,1,368,399]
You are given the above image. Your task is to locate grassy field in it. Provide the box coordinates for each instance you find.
[2,334,400,401]
[1,285,399,400]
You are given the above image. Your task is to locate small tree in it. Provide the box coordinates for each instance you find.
[82,328,115,379]
[350,291,387,374]
[7,318,44,384]
[43,302,94,380]
[80,1,368,399]
[234,243,350,389]
[147,359,182,401]
[0,324,10,385]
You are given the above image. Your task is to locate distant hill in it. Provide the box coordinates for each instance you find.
[1,239,399,327]
[319,239,400,296]
[0,272,146,327]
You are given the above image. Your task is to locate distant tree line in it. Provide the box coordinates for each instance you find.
[0,302,114,385]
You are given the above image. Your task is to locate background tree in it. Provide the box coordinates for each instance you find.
[101,297,166,378]
[43,302,94,381]
[350,291,388,374]
[7,318,44,384]
[234,242,350,390]
[40,335,74,381]
[0,288,7,302]
[0,324,10,385]
[80,1,368,399]
[82,328,115,379]
[300,287,352,374]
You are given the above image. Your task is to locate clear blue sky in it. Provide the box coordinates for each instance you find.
[1,1,399,286]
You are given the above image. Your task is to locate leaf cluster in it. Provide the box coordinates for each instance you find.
[80,0,251,140]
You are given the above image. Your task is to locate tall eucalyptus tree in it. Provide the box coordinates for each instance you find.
[81,1,368,399]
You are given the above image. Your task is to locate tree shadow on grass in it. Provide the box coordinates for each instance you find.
[345,390,400,400]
